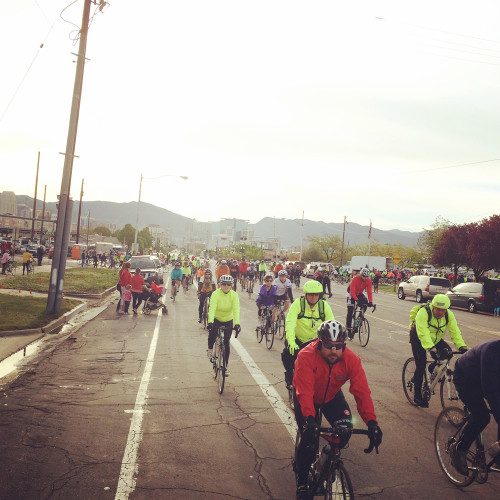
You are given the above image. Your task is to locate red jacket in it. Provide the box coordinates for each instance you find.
[349,275,373,302]
[119,268,132,287]
[294,340,377,424]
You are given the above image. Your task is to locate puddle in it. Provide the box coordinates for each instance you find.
[0,339,44,379]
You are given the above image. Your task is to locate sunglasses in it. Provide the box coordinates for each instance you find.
[221,283,232,286]
[322,341,345,351]
[265,279,273,282]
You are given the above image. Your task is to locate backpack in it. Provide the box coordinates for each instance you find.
[410,302,448,327]
[297,296,326,321]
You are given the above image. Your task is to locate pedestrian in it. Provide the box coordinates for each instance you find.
[122,284,132,314]
[1,249,10,274]
[93,252,98,268]
[116,261,132,313]
[22,249,33,275]
[131,268,145,315]
[81,250,86,268]
[37,245,44,266]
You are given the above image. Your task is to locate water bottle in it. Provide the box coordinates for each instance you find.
[488,440,500,458]
[317,444,331,472]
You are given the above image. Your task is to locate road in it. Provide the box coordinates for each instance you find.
[0,276,499,500]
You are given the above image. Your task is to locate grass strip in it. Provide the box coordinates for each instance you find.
[0,295,82,331]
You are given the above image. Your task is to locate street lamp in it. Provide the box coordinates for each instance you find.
[133,173,188,254]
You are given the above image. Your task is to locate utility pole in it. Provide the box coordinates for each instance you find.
[341,216,347,267]
[300,210,304,261]
[31,150,40,241]
[86,209,90,247]
[40,185,47,243]
[76,178,84,244]
[46,0,91,314]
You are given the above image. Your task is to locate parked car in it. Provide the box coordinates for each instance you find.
[446,279,500,313]
[397,276,451,303]
[129,255,164,284]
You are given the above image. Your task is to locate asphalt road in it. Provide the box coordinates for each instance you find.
[0,276,499,500]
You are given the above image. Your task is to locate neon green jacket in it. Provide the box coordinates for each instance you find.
[208,288,240,324]
[259,262,267,272]
[286,298,334,345]
[181,265,191,276]
[415,307,466,351]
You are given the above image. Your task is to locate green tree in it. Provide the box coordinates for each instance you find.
[418,216,451,263]
[115,224,136,248]
[302,244,324,262]
[306,235,343,264]
[138,227,153,253]
[92,226,112,237]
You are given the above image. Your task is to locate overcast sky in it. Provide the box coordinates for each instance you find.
[1,0,499,233]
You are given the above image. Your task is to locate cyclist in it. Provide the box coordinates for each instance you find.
[313,266,332,299]
[170,261,183,298]
[246,261,257,293]
[346,267,373,339]
[272,270,294,319]
[293,320,382,499]
[410,294,468,408]
[258,260,267,283]
[273,260,284,278]
[450,340,500,475]
[229,259,240,291]
[197,269,216,323]
[215,259,230,283]
[181,261,192,290]
[238,258,248,290]
[207,275,241,376]
[282,280,334,388]
[290,264,302,287]
[256,273,277,331]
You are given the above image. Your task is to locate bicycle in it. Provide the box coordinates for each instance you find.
[211,325,236,394]
[5,260,17,275]
[293,409,375,499]
[294,276,301,289]
[274,299,286,341]
[402,351,461,410]
[348,303,376,347]
[247,278,254,297]
[256,306,274,349]
[171,280,179,302]
[182,276,189,294]
[24,260,35,275]
[434,405,500,487]
[202,296,210,329]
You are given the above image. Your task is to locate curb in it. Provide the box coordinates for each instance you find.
[0,286,116,337]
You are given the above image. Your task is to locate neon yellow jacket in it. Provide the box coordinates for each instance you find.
[286,298,334,345]
[208,288,240,324]
[181,265,191,276]
[415,307,466,351]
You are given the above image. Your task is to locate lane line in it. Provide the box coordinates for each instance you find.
[231,338,297,442]
[115,294,165,499]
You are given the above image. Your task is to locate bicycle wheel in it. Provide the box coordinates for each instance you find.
[288,383,295,411]
[402,358,419,406]
[203,298,209,329]
[277,312,286,340]
[213,343,219,379]
[434,406,476,487]
[358,318,370,347]
[217,341,226,394]
[265,319,274,350]
[324,462,354,499]
[439,372,460,410]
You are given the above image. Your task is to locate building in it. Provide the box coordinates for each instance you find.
[147,224,169,249]
[0,191,17,216]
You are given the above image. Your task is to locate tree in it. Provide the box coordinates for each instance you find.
[306,235,343,264]
[418,216,452,263]
[115,224,136,248]
[302,244,323,262]
[138,227,153,253]
[466,215,500,279]
[432,225,470,284]
[92,226,111,237]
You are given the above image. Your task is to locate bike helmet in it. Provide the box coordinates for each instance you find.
[303,280,323,294]
[317,320,347,343]
[264,272,274,281]
[317,267,324,272]
[219,274,234,284]
[431,294,450,309]
[204,269,212,275]
[220,260,227,265]
[174,261,181,266]
[278,269,288,276]
[361,268,370,277]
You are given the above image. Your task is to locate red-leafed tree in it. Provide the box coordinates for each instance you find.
[466,215,500,279]
[432,224,471,285]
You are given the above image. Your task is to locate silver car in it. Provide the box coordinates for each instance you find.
[398,276,451,303]
[129,255,164,284]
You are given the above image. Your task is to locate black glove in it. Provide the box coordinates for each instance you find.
[302,415,319,438]
[429,348,440,361]
[458,346,468,354]
[234,324,241,338]
[207,323,214,333]
[367,302,373,308]
[366,420,382,453]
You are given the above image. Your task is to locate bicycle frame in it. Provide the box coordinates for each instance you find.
[424,353,461,403]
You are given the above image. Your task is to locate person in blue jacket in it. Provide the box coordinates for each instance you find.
[170,261,183,298]
[256,273,277,331]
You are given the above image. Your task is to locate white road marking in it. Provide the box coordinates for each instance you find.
[114,303,163,499]
[231,338,298,442]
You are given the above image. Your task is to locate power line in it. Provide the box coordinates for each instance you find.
[413,158,500,173]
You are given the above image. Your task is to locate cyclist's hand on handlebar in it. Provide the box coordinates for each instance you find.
[234,324,241,338]
[367,302,373,308]
[458,346,468,354]
[207,323,214,333]
[288,341,299,355]
[365,420,382,454]
[429,348,440,361]
[302,415,319,438]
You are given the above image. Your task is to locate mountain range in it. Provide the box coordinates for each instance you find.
[12,195,421,248]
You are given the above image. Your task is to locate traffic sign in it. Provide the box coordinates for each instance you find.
[392,254,402,265]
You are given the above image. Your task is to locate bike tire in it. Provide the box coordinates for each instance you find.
[203,299,209,329]
[434,406,476,487]
[402,357,419,406]
[358,318,370,347]
[256,323,264,343]
[288,384,295,411]
[217,341,225,394]
[325,462,354,499]
[439,371,460,411]
[265,320,274,350]
[277,313,286,340]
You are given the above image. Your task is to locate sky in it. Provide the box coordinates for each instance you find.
[1,0,499,234]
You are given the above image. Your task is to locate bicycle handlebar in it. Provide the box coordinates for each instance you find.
[318,427,378,454]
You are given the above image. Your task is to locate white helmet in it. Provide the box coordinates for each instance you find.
[219,274,234,284]
[361,268,370,277]
[278,269,288,276]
